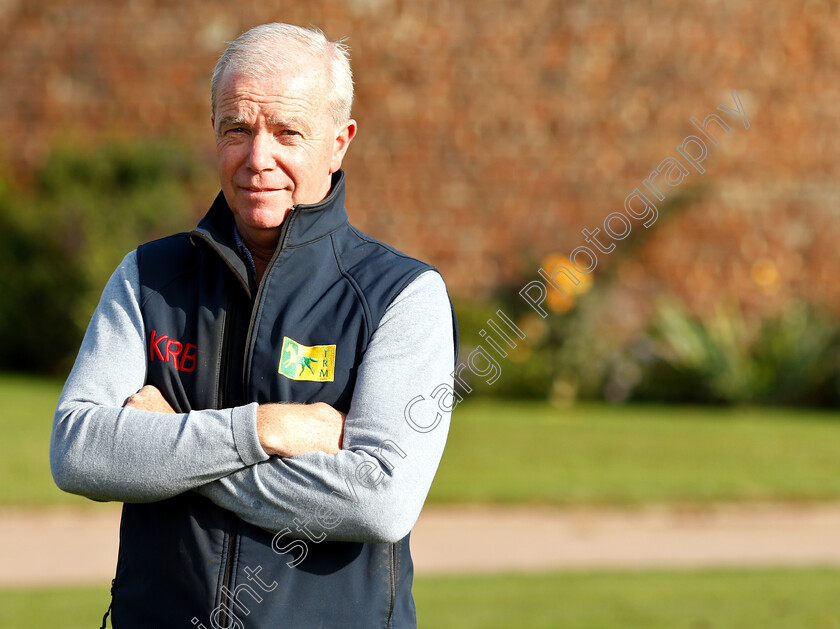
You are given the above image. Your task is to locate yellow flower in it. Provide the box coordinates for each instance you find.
[751,258,780,294]
[541,253,594,312]
[547,290,575,313]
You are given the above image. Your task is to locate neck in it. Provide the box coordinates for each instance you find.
[237,223,279,283]
[249,247,272,284]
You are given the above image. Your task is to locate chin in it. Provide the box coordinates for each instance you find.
[236,204,292,231]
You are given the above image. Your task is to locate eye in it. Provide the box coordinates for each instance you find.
[279,129,301,137]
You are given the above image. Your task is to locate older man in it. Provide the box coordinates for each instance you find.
[51,23,457,628]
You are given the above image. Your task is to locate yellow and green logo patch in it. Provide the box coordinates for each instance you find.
[279,337,336,382]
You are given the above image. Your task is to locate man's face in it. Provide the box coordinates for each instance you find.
[212,63,355,240]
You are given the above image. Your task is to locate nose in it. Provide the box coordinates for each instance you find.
[245,131,275,173]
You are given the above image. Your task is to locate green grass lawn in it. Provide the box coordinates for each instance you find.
[3,568,840,629]
[5,373,840,507]
[430,398,840,506]
[0,373,86,507]
[414,568,840,629]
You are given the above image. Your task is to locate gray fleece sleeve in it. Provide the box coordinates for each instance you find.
[193,270,455,544]
[50,251,268,502]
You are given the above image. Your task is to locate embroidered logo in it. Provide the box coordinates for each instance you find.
[149,330,197,373]
[279,337,336,382]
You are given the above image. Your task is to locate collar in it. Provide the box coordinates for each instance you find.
[232,222,257,283]
[189,170,348,298]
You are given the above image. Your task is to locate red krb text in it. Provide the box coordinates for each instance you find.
[150,330,197,372]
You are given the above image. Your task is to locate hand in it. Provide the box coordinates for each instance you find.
[124,385,176,413]
[257,402,345,457]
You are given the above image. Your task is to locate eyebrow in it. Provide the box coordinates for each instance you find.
[266,116,311,134]
[216,115,249,129]
[215,114,312,135]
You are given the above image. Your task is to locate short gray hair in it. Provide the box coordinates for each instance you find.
[211,23,354,126]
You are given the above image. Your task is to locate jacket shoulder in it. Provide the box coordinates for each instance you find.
[335,225,458,363]
[335,225,437,296]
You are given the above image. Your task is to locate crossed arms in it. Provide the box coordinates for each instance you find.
[51,251,455,543]
[125,385,346,458]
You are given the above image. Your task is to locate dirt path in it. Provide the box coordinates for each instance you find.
[3,503,840,587]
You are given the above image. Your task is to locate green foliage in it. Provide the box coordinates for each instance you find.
[0,141,203,373]
[0,195,86,372]
[454,287,633,404]
[452,298,553,399]
[632,300,840,406]
[455,287,840,407]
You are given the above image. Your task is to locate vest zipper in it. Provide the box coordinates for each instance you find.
[218,519,238,627]
[218,297,239,626]
[242,205,300,390]
[218,205,300,621]
[386,543,396,628]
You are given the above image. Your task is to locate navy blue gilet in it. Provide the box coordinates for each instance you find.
[110,171,452,628]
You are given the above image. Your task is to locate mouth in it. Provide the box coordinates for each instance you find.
[242,186,282,193]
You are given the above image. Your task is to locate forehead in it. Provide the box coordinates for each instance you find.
[215,65,329,122]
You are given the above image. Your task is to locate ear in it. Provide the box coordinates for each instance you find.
[210,114,216,132]
[329,120,357,173]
